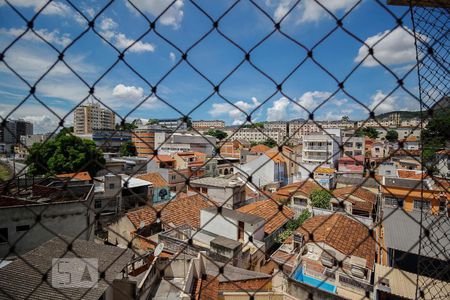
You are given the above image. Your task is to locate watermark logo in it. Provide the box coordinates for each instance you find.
[51,258,98,288]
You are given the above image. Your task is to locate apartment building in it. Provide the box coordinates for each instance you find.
[288,120,321,139]
[0,119,33,144]
[263,121,288,135]
[132,125,170,157]
[192,119,225,129]
[300,133,341,178]
[73,103,115,134]
[155,132,216,156]
[230,127,286,144]
[77,129,132,152]
[157,117,188,131]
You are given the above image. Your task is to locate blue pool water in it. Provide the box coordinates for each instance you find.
[292,266,337,293]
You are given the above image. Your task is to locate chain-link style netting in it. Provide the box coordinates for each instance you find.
[0,0,449,299]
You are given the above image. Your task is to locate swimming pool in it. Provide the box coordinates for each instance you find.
[292,266,337,293]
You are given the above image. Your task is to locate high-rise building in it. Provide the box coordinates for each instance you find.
[0,119,33,144]
[74,103,115,135]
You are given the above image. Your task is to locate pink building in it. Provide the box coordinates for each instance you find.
[338,155,365,176]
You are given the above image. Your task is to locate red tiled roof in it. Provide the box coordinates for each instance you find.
[136,172,168,188]
[56,171,92,181]
[218,278,271,292]
[272,180,322,200]
[296,214,376,269]
[126,194,214,229]
[332,186,377,205]
[150,155,175,162]
[237,199,294,235]
[250,145,271,153]
[265,151,285,163]
[397,170,427,180]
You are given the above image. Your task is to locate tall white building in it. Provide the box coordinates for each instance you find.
[300,133,341,179]
[74,103,115,135]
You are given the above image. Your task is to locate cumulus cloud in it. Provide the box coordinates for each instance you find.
[112,84,145,99]
[267,97,290,121]
[169,52,176,62]
[98,17,155,53]
[369,90,397,114]
[126,0,184,29]
[0,27,72,47]
[209,97,261,125]
[268,0,357,23]
[295,91,332,112]
[0,0,82,21]
[355,26,426,67]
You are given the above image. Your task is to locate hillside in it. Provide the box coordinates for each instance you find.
[376,110,424,120]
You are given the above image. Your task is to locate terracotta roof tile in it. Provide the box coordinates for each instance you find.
[332,186,377,205]
[315,167,335,174]
[272,179,322,200]
[136,172,168,187]
[218,278,271,292]
[56,171,92,181]
[397,170,427,180]
[126,194,214,229]
[237,200,294,235]
[265,151,285,163]
[250,145,271,153]
[296,214,375,269]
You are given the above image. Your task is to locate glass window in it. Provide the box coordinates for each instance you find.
[414,199,430,211]
[95,200,102,209]
[385,196,403,207]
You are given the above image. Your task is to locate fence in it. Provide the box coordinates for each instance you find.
[0,0,449,299]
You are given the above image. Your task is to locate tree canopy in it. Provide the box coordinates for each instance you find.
[276,210,311,243]
[120,141,137,156]
[422,107,450,164]
[356,126,379,139]
[385,130,399,142]
[26,132,105,177]
[310,189,332,209]
[205,129,228,141]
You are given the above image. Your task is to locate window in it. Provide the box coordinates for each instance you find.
[95,200,102,209]
[293,197,308,206]
[439,200,447,213]
[414,199,430,211]
[0,228,8,244]
[109,183,115,189]
[16,225,30,232]
[385,196,403,207]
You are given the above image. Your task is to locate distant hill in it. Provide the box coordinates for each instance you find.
[376,110,424,120]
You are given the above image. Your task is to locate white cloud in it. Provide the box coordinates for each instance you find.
[295,91,332,112]
[268,0,357,24]
[112,84,145,99]
[126,0,184,29]
[355,27,426,67]
[0,0,82,21]
[297,0,357,23]
[114,33,155,53]
[369,90,396,114]
[0,27,72,47]
[209,97,261,125]
[98,17,155,53]
[267,97,290,121]
[169,52,176,62]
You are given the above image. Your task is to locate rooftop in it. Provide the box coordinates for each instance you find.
[210,235,242,250]
[237,199,295,235]
[202,206,265,225]
[296,213,376,269]
[190,176,243,188]
[136,172,168,188]
[382,207,449,260]
[249,144,271,153]
[56,171,92,181]
[126,194,214,229]
[0,237,133,300]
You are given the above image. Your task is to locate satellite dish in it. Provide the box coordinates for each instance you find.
[154,243,164,257]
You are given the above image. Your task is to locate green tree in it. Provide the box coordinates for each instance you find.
[276,210,311,243]
[26,132,105,177]
[421,107,450,166]
[120,141,137,156]
[356,126,379,139]
[262,138,277,148]
[385,130,399,142]
[205,129,228,141]
[310,189,332,209]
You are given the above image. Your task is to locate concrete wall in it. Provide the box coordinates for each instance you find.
[235,155,276,188]
[0,197,95,257]
[107,216,135,248]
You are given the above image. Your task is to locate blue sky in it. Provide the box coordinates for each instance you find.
[0,0,423,133]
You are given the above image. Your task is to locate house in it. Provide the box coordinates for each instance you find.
[249,144,271,155]
[107,193,214,249]
[0,237,134,300]
[235,150,287,189]
[292,213,376,298]
[338,155,365,177]
[136,172,171,204]
[237,199,295,250]
[93,173,151,213]
[313,167,336,189]
[146,154,189,193]
[0,178,95,257]
[380,207,450,281]
[342,135,365,157]
[381,177,444,214]
[402,136,420,150]
[187,176,246,209]
[271,179,321,215]
[370,141,390,160]
[219,139,250,160]
[173,151,208,177]
[331,186,377,220]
